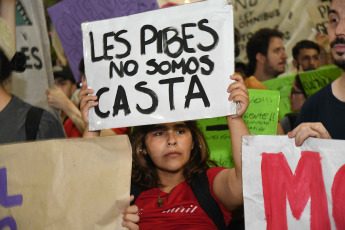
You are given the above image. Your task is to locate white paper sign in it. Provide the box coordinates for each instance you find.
[12,0,60,120]
[82,0,236,130]
[242,136,345,230]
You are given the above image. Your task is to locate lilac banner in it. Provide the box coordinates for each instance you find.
[48,0,158,82]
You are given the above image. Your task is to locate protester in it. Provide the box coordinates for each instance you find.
[0,0,65,144]
[0,48,65,144]
[289,0,345,144]
[246,28,288,82]
[281,75,307,133]
[46,65,85,137]
[244,28,286,134]
[79,74,250,229]
[292,40,320,72]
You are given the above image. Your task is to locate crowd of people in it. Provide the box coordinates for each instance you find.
[1,0,344,229]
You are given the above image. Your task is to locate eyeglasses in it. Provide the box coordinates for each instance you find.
[290,88,305,96]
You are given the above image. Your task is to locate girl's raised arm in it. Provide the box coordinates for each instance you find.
[213,74,250,210]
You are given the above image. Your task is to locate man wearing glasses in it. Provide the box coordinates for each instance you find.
[281,75,307,133]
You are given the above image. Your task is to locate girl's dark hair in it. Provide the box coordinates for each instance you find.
[0,48,26,84]
[131,120,218,189]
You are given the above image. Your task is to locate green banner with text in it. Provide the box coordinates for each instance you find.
[198,89,280,167]
[263,75,295,121]
[299,65,341,97]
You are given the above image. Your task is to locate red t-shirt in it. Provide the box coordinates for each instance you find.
[135,167,231,229]
[63,118,129,138]
[63,118,82,138]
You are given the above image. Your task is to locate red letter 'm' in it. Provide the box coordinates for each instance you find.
[261,151,330,230]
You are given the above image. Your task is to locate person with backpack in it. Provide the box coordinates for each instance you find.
[80,74,250,229]
[0,48,66,144]
[0,0,65,144]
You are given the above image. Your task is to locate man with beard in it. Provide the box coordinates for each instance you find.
[246,28,288,82]
[291,0,345,142]
[292,40,321,72]
[244,28,287,135]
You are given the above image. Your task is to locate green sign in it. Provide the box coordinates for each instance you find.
[299,65,341,97]
[198,89,280,167]
[263,75,295,120]
[262,65,342,120]
[244,89,280,135]
[198,117,234,167]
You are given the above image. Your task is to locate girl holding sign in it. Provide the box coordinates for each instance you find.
[79,74,250,229]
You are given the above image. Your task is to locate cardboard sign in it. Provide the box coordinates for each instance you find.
[82,0,237,131]
[263,75,295,120]
[198,89,280,168]
[0,136,132,229]
[48,0,158,82]
[242,136,345,230]
[307,2,330,34]
[299,65,342,97]
[12,0,60,120]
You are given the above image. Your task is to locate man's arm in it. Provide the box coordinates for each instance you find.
[288,122,331,146]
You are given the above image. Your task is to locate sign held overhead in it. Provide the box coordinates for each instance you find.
[82,0,237,130]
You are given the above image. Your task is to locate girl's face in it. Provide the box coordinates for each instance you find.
[144,122,194,175]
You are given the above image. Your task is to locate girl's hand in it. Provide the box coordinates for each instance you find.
[78,81,100,137]
[227,74,249,119]
[79,81,97,125]
[121,195,140,230]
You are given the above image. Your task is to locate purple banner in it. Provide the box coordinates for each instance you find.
[48,0,158,82]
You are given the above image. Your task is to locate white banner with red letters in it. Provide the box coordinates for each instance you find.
[242,135,345,230]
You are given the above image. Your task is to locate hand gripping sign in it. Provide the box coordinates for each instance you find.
[82,0,237,130]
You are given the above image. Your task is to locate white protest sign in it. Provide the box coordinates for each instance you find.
[82,0,236,130]
[242,135,345,230]
[12,0,59,119]
[307,2,330,35]
[233,0,323,75]
[0,135,132,230]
